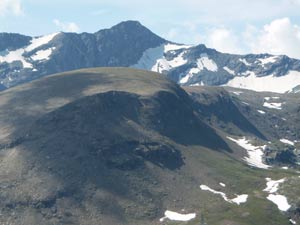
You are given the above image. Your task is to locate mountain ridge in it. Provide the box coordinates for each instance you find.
[1,20,300,93]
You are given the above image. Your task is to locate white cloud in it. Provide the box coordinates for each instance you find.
[205,28,243,54]
[250,18,300,59]
[53,19,80,32]
[199,18,300,59]
[0,0,23,16]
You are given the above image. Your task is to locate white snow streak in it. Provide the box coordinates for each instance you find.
[258,56,279,66]
[231,91,243,95]
[263,102,282,110]
[159,210,196,222]
[220,182,226,187]
[200,185,248,205]
[239,58,251,66]
[257,110,266,114]
[227,137,270,169]
[224,66,236,75]
[280,139,295,146]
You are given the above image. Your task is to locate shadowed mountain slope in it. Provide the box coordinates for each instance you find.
[0,67,237,225]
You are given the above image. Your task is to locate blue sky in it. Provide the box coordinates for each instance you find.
[1,0,300,58]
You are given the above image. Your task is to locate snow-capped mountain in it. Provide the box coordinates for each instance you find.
[1,20,300,93]
[0,21,165,88]
[132,43,300,93]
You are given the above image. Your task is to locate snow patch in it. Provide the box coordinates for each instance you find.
[0,49,32,68]
[267,194,291,211]
[179,55,218,84]
[132,43,191,73]
[26,33,59,52]
[264,97,271,101]
[164,43,191,52]
[264,178,285,193]
[263,178,291,211]
[200,185,248,205]
[190,82,204,86]
[231,91,243,95]
[0,33,58,69]
[197,55,218,72]
[179,67,199,84]
[263,102,282,110]
[231,195,249,205]
[258,56,279,66]
[220,183,226,187]
[239,58,251,66]
[226,71,300,93]
[257,110,266,114]
[280,139,295,146]
[224,66,235,75]
[159,210,196,222]
[31,47,56,61]
[227,137,270,169]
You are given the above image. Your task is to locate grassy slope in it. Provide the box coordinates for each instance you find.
[180,86,300,225]
[0,68,299,225]
[157,143,298,225]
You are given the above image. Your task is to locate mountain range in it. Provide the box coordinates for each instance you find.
[1,20,300,93]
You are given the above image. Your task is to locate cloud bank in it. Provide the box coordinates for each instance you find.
[203,18,300,59]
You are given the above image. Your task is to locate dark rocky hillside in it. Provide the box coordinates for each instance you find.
[0,67,299,225]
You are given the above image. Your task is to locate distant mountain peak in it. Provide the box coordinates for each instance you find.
[112,20,143,28]
[96,20,151,34]
[97,20,165,42]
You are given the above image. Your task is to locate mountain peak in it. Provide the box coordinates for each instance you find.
[95,20,166,43]
[113,20,143,28]
[107,20,161,38]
